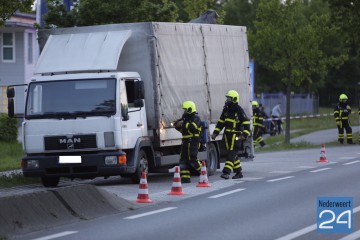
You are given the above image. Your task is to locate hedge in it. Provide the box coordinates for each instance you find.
[0,113,18,142]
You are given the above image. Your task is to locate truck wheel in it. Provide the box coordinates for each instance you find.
[130,149,148,184]
[206,143,218,176]
[41,176,60,187]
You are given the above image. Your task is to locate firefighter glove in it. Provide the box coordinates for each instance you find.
[241,132,248,140]
[236,132,246,141]
[174,120,183,128]
[336,121,340,126]
[211,133,217,140]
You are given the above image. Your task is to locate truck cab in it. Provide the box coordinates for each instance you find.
[9,72,147,187]
[7,31,152,187]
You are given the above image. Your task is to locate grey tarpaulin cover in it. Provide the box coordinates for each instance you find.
[37,22,251,130]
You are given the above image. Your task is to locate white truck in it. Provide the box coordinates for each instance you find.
[7,22,253,187]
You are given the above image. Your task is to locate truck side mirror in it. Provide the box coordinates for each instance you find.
[8,98,14,118]
[134,81,144,99]
[121,103,129,121]
[7,87,15,98]
[134,99,144,108]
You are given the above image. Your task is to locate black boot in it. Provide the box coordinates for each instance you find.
[220,173,230,179]
[232,172,243,179]
[181,178,191,183]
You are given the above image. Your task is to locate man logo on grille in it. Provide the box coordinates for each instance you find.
[59,137,81,149]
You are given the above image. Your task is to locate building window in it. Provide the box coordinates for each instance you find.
[28,32,33,64]
[2,32,15,62]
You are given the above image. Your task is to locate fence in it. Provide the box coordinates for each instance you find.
[256,93,319,117]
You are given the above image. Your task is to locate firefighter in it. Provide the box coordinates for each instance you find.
[174,101,202,183]
[252,100,266,147]
[211,90,251,179]
[334,94,353,144]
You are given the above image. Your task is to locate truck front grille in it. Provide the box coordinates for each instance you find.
[44,134,97,151]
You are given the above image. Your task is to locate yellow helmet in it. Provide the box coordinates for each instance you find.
[252,100,259,107]
[339,94,348,102]
[225,90,239,103]
[181,101,196,114]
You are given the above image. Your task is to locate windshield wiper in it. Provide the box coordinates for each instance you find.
[91,110,115,117]
[27,112,74,119]
[72,111,90,118]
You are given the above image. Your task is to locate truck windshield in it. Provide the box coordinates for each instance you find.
[25,79,116,119]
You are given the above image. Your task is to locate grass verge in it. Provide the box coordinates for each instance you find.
[0,172,40,188]
[0,141,23,172]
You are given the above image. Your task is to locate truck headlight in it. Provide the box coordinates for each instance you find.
[27,160,39,169]
[105,156,117,165]
[104,155,127,165]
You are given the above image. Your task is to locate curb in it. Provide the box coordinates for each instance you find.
[0,185,140,238]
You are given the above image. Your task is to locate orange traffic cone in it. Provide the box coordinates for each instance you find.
[317,144,329,163]
[197,161,211,187]
[136,171,152,203]
[168,166,185,195]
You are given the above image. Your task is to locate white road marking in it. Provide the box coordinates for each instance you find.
[298,166,316,169]
[124,207,177,219]
[340,157,357,160]
[266,176,294,183]
[32,231,78,240]
[338,229,360,240]
[275,224,317,240]
[208,188,246,199]
[275,206,360,240]
[309,168,331,173]
[343,160,360,165]
[269,170,293,174]
[241,177,264,181]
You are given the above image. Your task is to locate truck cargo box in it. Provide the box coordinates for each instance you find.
[37,22,252,133]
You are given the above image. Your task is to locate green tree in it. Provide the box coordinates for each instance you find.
[44,0,179,27]
[44,0,77,28]
[0,0,33,26]
[250,0,345,143]
[325,0,360,105]
[224,0,259,29]
[327,0,360,45]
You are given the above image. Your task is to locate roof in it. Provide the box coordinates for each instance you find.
[3,12,36,29]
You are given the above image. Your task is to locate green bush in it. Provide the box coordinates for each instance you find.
[0,113,18,142]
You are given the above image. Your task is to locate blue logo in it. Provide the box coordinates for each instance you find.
[317,197,353,233]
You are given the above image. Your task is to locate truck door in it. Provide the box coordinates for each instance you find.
[120,79,146,149]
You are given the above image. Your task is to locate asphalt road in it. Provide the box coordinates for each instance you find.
[9,145,360,240]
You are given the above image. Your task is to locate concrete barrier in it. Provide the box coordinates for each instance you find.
[0,185,140,238]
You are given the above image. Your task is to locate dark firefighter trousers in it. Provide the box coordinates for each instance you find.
[179,139,201,181]
[223,132,242,174]
[253,126,265,146]
[337,120,353,143]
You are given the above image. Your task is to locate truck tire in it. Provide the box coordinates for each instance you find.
[41,176,60,187]
[206,143,218,176]
[130,149,148,184]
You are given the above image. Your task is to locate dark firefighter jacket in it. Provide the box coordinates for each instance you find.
[213,103,251,138]
[175,113,202,140]
[253,107,265,128]
[334,102,351,122]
